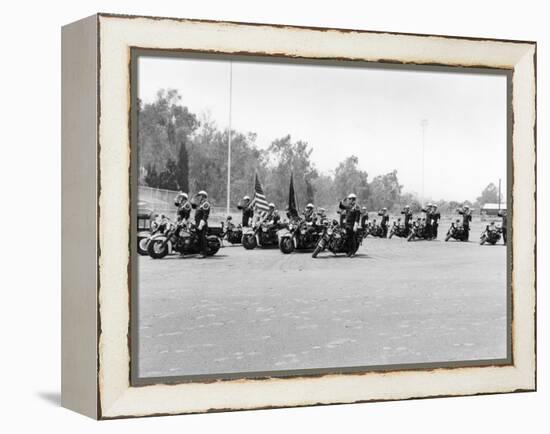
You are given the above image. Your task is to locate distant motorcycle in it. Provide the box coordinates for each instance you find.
[278,218,321,254]
[312,220,364,258]
[407,220,432,242]
[388,220,410,239]
[220,219,243,245]
[147,221,221,259]
[445,221,468,242]
[480,225,502,245]
[367,222,386,238]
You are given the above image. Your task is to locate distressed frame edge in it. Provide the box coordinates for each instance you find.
[94,14,537,419]
[61,13,100,419]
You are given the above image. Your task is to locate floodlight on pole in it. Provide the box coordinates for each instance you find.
[226,61,233,216]
[420,119,428,206]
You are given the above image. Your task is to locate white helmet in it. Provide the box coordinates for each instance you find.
[306,203,314,209]
[269,202,275,208]
[243,195,250,201]
[198,190,208,198]
[348,193,357,200]
[464,204,470,209]
[180,192,188,200]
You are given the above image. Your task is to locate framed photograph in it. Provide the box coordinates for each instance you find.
[61,13,536,419]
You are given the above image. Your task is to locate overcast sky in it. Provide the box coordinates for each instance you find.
[138,55,507,203]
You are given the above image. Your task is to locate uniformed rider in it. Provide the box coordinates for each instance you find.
[339,193,361,257]
[174,191,192,224]
[378,207,390,237]
[498,209,507,244]
[421,203,434,239]
[457,204,473,241]
[431,204,441,239]
[238,195,254,227]
[360,207,369,229]
[194,190,211,258]
[303,203,316,223]
[401,205,413,234]
[262,202,281,228]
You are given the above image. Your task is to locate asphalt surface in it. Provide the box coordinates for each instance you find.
[136,221,508,378]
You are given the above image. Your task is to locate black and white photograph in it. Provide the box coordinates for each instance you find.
[132,53,510,381]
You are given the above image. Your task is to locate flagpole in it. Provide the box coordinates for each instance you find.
[226,60,233,216]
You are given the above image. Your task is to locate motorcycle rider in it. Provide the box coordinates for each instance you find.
[378,208,390,237]
[317,208,329,226]
[303,203,316,223]
[339,193,361,257]
[457,204,473,241]
[174,192,192,224]
[238,195,254,227]
[194,190,210,258]
[263,203,281,228]
[401,205,413,234]
[431,204,441,239]
[360,207,369,230]
[498,209,507,244]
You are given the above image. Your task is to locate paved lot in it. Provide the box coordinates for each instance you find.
[136,221,508,378]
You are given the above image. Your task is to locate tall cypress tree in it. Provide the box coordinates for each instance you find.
[176,139,190,193]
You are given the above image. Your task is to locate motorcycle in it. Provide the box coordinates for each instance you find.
[220,220,243,245]
[367,221,386,238]
[278,218,321,254]
[407,220,432,242]
[388,220,410,239]
[480,225,502,245]
[137,215,169,256]
[445,221,469,242]
[312,220,364,258]
[242,218,284,250]
[147,221,221,259]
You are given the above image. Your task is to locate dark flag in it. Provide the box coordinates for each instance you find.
[251,173,269,212]
[288,172,299,218]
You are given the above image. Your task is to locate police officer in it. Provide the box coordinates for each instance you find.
[238,195,254,227]
[303,203,316,223]
[339,193,361,257]
[360,207,369,230]
[431,204,441,239]
[498,209,507,244]
[401,205,413,234]
[378,208,390,237]
[421,203,434,239]
[174,192,192,224]
[194,190,210,258]
[457,204,473,241]
[317,208,329,226]
[263,202,281,228]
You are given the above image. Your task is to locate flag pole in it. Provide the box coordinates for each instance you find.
[226,60,233,216]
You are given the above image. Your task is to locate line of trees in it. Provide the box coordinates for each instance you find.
[138,88,498,214]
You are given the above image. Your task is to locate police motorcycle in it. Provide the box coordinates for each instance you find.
[220,216,243,245]
[388,218,410,239]
[407,219,432,242]
[312,219,364,258]
[278,217,321,254]
[138,214,170,256]
[367,220,386,238]
[242,214,284,250]
[479,223,502,245]
[445,219,469,242]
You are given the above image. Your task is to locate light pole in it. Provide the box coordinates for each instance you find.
[420,119,428,206]
[226,61,233,216]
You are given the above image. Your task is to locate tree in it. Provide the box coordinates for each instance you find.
[368,170,403,210]
[475,183,501,207]
[175,139,190,192]
[333,156,369,204]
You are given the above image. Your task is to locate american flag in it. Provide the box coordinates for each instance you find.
[251,173,270,211]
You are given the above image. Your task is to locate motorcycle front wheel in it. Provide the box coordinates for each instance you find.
[445,233,452,242]
[242,234,257,250]
[147,239,169,259]
[279,237,294,254]
[137,236,149,255]
[207,236,221,256]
